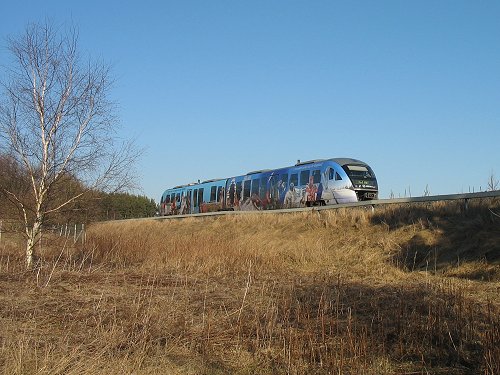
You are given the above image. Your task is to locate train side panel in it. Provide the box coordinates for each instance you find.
[161,179,227,215]
[160,186,188,215]
[195,179,226,213]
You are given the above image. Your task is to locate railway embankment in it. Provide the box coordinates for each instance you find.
[0,199,499,374]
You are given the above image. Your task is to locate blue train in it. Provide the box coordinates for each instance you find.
[160,158,378,215]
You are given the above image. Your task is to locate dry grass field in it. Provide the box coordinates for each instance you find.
[0,200,499,374]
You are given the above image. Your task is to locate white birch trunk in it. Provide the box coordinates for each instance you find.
[26,218,42,269]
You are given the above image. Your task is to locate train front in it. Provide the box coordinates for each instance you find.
[337,159,378,201]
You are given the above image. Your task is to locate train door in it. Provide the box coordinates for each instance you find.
[227,179,236,209]
[284,173,300,208]
[162,194,171,215]
[259,174,270,208]
[251,178,260,210]
[327,167,344,188]
[279,172,288,207]
[300,170,310,206]
[186,189,192,214]
[307,169,322,205]
[177,193,182,213]
[192,189,199,214]
[269,172,287,209]
[323,167,355,204]
[217,185,225,209]
[198,188,204,212]
[239,179,252,210]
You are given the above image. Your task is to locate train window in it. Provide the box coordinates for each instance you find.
[243,180,251,198]
[260,177,267,199]
[197,190,201,204]
[165,195,170,204]
[251,179,259,196]
[193,190,198,207]
[345,165,372,178]
[312,169,321,184]
[335,172,342,181]
[328,168,334,180]
[236,182,242,201]
[300,170,310,186]
[290,173,298,187]
[217,186,223,202]
[269,175,277,196]
[210,186,217,202]
[228,181,235,204]
[280,174,288,187]
[176,193,180,205]
[171,193,175,202]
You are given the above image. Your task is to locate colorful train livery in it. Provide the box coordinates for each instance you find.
[160,158,378,215]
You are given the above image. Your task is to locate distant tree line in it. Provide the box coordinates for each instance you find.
[0,152,156,225]
[99,193,157,221]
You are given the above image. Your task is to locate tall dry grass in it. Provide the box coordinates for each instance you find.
[0,200,499,374]
[86,209,404,280]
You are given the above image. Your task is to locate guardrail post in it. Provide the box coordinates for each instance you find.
[464,198,469,213]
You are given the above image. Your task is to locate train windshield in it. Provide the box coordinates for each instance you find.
[342,165,377,189]
[343,165,374,179]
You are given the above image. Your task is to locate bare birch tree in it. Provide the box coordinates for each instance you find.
[487,171,499,192]
[0,22,138,268]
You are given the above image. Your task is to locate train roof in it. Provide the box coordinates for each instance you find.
[329,158,369,167]
[172,184,194,189]
[237,158,372,177]
[246,169,272,175]
[201,178,225,183]
[292,158,369,168]
[295,159,326,166]
[165,178,225,193]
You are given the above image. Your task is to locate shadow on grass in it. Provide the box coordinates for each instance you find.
[370,199,500,278]
[237,277,499,375]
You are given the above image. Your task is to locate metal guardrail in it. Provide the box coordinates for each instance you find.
[150,190,500,221]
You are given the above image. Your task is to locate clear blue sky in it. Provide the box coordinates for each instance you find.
[1,1,499,200]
